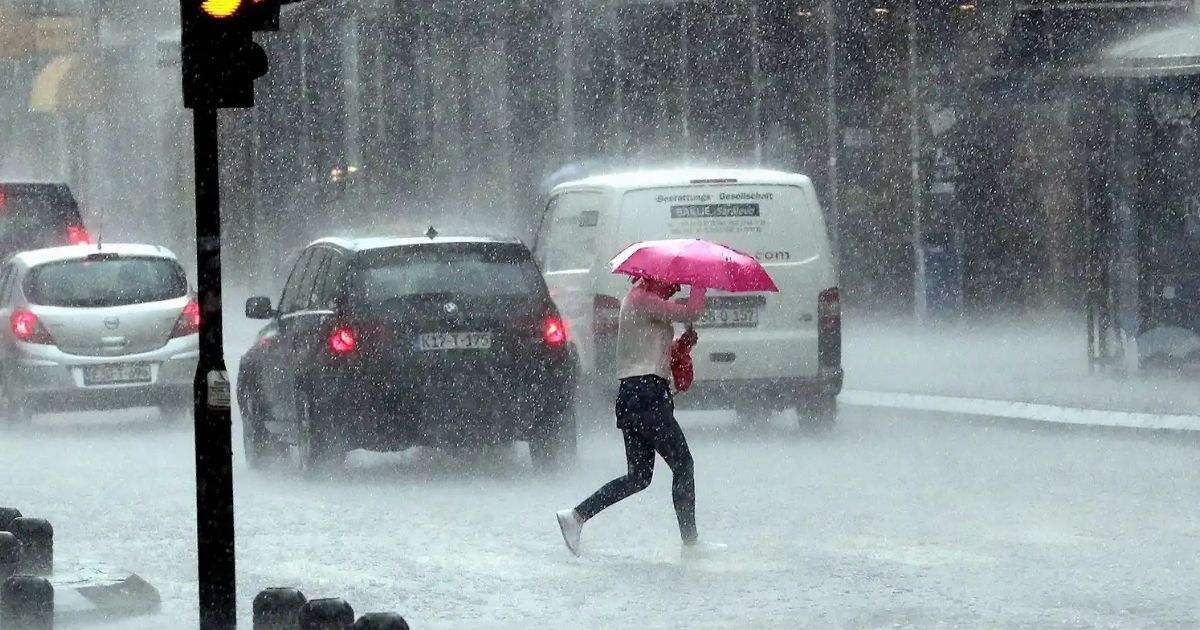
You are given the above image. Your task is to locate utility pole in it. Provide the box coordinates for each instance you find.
[822,0,840,253]
[180,1,306,626]
[907,0,925,321]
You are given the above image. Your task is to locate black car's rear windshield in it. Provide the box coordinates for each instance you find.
[25,256,188,308]
[350,243,546,304]
[0,185,83,249]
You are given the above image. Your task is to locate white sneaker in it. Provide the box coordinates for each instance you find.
[681,540,728,559]
[556,509,584,557]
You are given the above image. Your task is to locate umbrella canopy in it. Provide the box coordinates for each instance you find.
[609,239,778,293]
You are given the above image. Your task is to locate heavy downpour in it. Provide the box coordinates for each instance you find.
[1,1,1199,628]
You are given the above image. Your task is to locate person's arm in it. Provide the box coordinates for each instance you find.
[633,286,708,322]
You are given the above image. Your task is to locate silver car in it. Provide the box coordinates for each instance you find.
[0,243,199,423]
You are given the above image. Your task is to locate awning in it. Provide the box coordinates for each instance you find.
[981,9,1199,100]
[29,54,105,113]
[1081,19,1200,78]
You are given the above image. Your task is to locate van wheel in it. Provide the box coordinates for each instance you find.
[530,406,577,472]
[797,395,837,432]
[735,406,773,427]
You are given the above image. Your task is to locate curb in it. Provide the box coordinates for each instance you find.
[840,389,1200,432]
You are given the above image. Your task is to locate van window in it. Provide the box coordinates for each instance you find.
[539,191,601,272]
[617,185,818,264]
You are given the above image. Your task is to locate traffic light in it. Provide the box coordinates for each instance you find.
[180,0,297,109]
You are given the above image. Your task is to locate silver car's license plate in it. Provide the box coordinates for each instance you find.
[84,363,152,385]
[415,332,493,351]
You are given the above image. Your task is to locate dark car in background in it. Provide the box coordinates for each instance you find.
[0,183,91,262]
[237,235,578,475]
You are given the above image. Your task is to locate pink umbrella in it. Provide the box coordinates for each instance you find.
[609,238,779,293]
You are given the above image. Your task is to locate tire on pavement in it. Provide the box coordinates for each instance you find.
[241,390,288,470]
[1,377,32,426]
[796,394,837,431]
[529,405,577,472]
[295,394,345,478]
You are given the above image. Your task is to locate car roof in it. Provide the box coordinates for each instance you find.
[309,235,526,254]
[10,243,179,269]
[550,167,813,194]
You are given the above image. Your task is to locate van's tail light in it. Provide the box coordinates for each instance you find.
[328,325,357,355]
[11,309,53,344]
[593,295,621,336]
[66,226,91,245]
[544,317,567,347]
[818,287,841,369]
[170,299,201,338]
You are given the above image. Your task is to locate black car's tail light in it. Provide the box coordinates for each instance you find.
[328,325,358,355]
[543,317,567,347]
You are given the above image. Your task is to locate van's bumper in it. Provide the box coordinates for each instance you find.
[674,368,843,411]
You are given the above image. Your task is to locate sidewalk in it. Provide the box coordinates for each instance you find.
[841,308,1200,429]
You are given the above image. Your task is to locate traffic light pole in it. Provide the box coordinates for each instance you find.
[191,106,237,630]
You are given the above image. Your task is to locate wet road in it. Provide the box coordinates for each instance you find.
[2,404,1197,629]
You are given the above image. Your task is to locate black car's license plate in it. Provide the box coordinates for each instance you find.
[414,332,493,351]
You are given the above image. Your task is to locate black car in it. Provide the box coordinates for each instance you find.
[237,235,578,474]
[0,183,90,261]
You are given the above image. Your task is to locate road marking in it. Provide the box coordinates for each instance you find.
[841,389,1200,432]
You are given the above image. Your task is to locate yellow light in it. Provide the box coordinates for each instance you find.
[201,0,243,18]
[958,2,978,9]
[871,7,891,16]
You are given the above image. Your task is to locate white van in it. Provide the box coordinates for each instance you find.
[534,168,842,426]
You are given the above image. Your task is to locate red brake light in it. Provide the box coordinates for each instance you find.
[328,326,357,354]
[544,317,567,347]
[818,287,840,327]
[593,294,621,336]
[171,299,201,338]
[11,309,53,344]
[67,226,91,245]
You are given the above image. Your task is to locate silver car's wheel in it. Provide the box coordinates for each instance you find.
[0,375,32,426]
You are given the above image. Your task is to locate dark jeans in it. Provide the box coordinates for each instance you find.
[575,375,698,543]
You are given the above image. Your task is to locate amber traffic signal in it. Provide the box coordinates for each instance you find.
[180,0,297,109]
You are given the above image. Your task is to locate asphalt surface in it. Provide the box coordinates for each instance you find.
[2,402,1197,629]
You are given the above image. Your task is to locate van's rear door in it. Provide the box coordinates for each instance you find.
[536,191,604,374]
[612,183,833,381]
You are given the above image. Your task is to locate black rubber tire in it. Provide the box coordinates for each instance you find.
[735,406,773,427]
[797,395,837,431]
[159,392,193,424]
[295,394,344,478]
[241,391,288,470]
[529,406,578,472]
[0,375,32,426]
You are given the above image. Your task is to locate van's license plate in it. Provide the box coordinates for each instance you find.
[415,332,493,351]
[695,307,758,329]
[84,363,152,385]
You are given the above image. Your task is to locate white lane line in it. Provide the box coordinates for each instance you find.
[841,389,1200,432]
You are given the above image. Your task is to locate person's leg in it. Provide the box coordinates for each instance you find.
[574,428,655,520]
[652,414,697,543]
